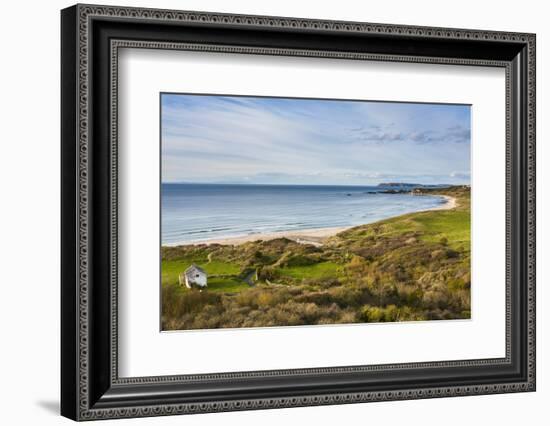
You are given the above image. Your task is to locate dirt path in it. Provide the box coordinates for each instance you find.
[243,270,256,286]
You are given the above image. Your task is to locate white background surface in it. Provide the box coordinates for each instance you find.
[0,0,547,425]
[118,49,506,377]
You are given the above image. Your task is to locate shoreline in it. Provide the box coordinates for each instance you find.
[166,195,457,247]
[421,195,456,211]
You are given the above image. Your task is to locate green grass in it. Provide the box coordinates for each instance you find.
[207,277,250,293]
[340,197,470,251]
[279,261,340,280]
[414,210,470,248]
[161,259,241,286]
[367,209,470,248]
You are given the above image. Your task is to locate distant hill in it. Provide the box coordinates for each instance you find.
[377,182,451,188]
[378,182,423,188]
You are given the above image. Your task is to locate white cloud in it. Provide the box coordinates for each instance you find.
[161,95,471,185]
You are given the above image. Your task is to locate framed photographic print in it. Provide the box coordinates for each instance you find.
[159,94,473,331]
[61,4,536,421]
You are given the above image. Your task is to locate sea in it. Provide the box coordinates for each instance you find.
[161,183,447,245]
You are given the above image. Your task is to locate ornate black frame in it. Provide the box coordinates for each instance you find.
[61,4,536,421]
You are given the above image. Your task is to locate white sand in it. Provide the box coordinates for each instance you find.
[194,226,351,247]
[422,195,457,211]
[176,195,457,247]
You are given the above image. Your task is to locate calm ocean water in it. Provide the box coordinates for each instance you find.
[161,183,447,245]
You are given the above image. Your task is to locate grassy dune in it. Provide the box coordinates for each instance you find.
[161,186,471,330]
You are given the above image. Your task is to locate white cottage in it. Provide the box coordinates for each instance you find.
[180,264,207,289]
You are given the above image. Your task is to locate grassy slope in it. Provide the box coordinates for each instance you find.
[280,261,341,280]
[335,186,470,248]
[161,186,471,330]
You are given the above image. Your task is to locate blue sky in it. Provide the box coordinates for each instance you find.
[161,94,471,185]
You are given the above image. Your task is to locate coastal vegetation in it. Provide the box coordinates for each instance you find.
[161,186,471,330]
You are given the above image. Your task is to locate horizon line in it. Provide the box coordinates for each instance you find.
[161,181,467,187]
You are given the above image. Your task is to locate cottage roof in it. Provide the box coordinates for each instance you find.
[184,264,206,276]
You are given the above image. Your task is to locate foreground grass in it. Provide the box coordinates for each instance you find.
[207,277,250,293]
[161,186,471,330]
[279,261,341,280]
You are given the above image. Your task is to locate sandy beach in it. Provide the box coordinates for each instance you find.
[423,195,457,211]
[173,194,457,247]
[192,226,351,247]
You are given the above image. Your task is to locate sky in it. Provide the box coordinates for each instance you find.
[161,93,471,186]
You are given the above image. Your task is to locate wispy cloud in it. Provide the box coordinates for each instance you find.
[350,119,470,145]
[161,95,471,185]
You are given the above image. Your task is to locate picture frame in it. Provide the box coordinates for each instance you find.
[61,3,536,421]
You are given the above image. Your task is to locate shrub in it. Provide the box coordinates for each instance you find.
[162,285,221,319]
[257,291,276,307]
[257,266,280,280]
[339,310,357,324]
[395,283,423,306]
[295,291,333,306]
[360,305,384,322]
[235,290,259,309]
[422,289,450,310]
[375,282,399,305]
[431,249,445,260]
[383,304,400,321]
[328,286,365,308]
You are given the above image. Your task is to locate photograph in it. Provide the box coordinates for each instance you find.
[160,94,472,331]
